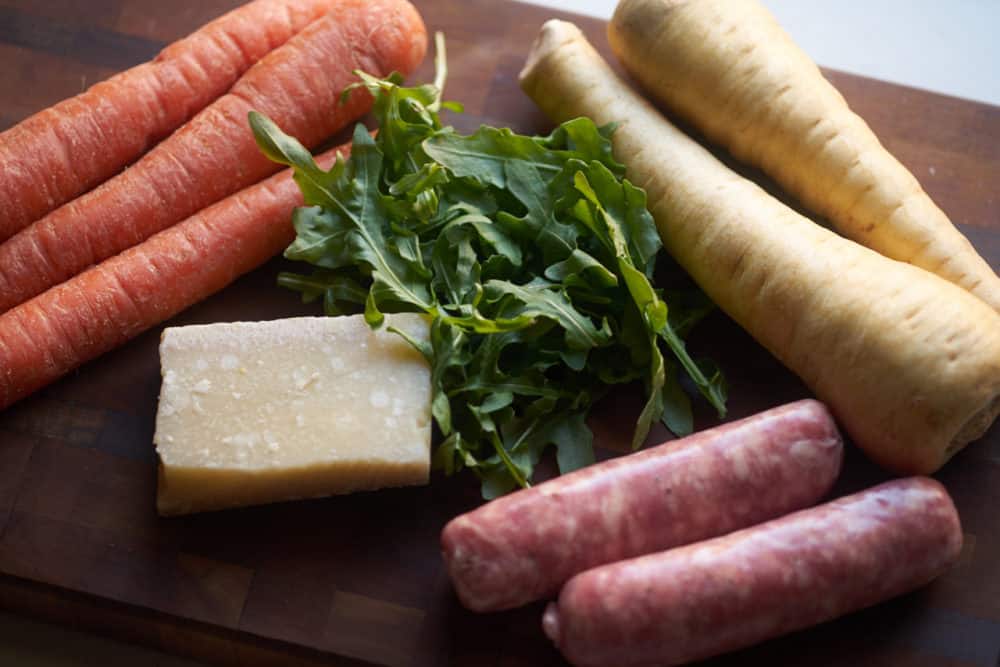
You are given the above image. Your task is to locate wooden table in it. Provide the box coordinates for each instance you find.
[1,1,998,665]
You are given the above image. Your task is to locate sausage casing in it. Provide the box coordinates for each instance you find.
[442,399,843,611]
[544,476,963,667]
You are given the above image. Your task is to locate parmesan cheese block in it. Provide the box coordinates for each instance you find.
[153,314,432,516]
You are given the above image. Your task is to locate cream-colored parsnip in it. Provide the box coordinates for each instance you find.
[608,0,1000,314]
[520,20,1000,473]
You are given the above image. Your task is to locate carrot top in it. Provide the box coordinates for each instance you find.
[250,35,726,497]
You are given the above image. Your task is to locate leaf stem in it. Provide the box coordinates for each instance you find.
[490,431,529,489]
[660,323,727,417]
[429,32,447,112]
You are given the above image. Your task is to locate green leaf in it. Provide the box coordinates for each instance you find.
[443,213,522,267]
[545,249,619,289]
[481,463,520,500]
[536,117,624,176]
[423,126,568,189]
[469,408,529,490]
[277,269,368,316]
[427,319,470,436]
[249,111,318,170]
[665,287,717,337]
[480,391,514,413]
[496,408,594,477]
[252,121,436,323]
[502,160,579,263]
[425,128,592,264]
[571,164,658,273]
[433,432,461,475]
[633,329,665,449]
[660,324,728,418]
[285,206,355,269]
[389,162,449,222]
[253,46,727,496]
[484,280,611,351]
[661,362,694,436]
[570,164,727,422]
[432,225,479,307]
[550,412,595,473]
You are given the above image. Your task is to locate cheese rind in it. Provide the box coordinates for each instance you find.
[154,314,432,515]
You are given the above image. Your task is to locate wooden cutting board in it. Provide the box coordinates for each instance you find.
[1,1,999,665]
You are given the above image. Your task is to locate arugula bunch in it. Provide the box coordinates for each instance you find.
[250,35,726,497]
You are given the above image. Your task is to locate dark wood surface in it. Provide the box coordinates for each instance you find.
[1,1,999,665]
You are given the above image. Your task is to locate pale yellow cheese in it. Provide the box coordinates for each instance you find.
[154,314,432,516]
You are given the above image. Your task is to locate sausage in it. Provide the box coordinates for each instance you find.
[543,477,963,667]
[441,399,843,612]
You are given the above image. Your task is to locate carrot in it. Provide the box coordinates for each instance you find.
[0,139,352,412]
[0,0,426,314]
[607,0,1000,314]
[0,0,347,242]
[519,20,1000,474]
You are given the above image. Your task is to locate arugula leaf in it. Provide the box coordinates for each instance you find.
[424,126,567,189]
[536,118,623,175]
[661,359,694,436]
[251,118,436,327]
[483,279,611,351]
[250,35,727,497]
[570,164,727,419]
[545,249,619,289]
[276,269,368,316]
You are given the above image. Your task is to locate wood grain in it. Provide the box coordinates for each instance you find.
[0,0,998,665]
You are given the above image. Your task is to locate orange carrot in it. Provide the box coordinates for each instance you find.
[0,0,347,241]
[0,140,352,412]
[0,0,426,313]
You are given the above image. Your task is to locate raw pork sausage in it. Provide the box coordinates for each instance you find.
[442,399,843,611]
[544,476,963,667]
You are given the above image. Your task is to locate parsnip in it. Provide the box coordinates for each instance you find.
[607,0,1000,315]
[519,20,1000,474]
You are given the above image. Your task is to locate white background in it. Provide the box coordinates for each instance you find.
[521,0,1000,106]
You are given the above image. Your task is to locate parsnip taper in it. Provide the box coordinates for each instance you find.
[607,0,1000,314]
[519,20,1000,473]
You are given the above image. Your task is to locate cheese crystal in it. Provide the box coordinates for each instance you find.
[154,314,432,515]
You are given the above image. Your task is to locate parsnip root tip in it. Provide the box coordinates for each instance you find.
[519,19,582,85]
